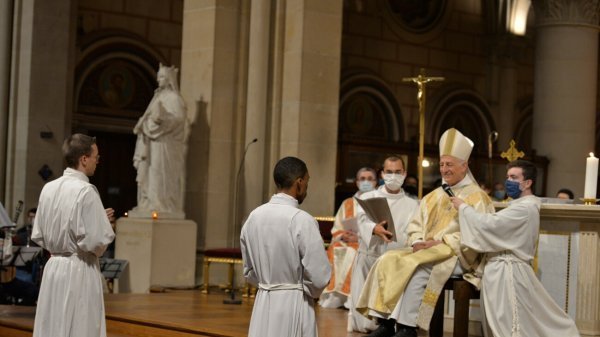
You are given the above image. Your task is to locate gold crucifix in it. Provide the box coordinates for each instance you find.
[500,140,525,162]
[403,68,445,199]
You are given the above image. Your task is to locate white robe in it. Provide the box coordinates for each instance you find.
[320,193,360,309]
[32,168,115,337]
[458,195,580,337]
[349,186,418,332]
[240,193,331,337]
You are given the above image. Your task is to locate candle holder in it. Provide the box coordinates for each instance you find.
[579,198,599,205]
[151,211,158,220]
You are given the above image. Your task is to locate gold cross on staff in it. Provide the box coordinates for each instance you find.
[403,68,445,199]
[500,139,525,162]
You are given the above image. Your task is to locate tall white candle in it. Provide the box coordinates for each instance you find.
[584,152,599,199]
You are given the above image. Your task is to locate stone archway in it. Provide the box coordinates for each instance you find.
[336,70,407,206]
[74,33,165,132]
[426,84,497,188]
[339,70,406,142]
[428,83,496,155]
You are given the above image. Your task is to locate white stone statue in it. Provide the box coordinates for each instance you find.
[130,64,189,219]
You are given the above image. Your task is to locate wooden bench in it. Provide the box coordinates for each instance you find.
[430,277,480,337]
[314,216,334,247]
[202,248,243,294]
[202,216,334,296]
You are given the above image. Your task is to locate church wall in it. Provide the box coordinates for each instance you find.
[78,0,183,67]
[4,0,76,219]
[3,0,186,221]
[339,0,535,150]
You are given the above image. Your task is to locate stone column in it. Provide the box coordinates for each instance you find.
[532,0,599,198]
[0,0,14,199]
[4,0,74,213]
[180,0,249,249]
[241,0,271,239]
[182,0,343,252]
[277,0,344,215]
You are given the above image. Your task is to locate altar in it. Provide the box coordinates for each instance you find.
[533,202,600,337]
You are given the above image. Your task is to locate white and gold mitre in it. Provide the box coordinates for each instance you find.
[439,128,473,161]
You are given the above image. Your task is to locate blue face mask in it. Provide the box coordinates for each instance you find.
[493,190,506,200]
[505,180,522,199]
[358,180,375,193]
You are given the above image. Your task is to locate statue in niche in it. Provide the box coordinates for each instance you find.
[130,63,190,219]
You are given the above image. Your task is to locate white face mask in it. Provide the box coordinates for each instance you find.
[358,180,375,193]
[383,173,405,192]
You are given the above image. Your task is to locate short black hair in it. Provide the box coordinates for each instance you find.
[383,155,406,170]
[557,188,574,199]
[507,160,537,190]
[273,157,308,189]
[63,134,96,168]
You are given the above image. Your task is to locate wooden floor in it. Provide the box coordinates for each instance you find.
[0,290,366,337]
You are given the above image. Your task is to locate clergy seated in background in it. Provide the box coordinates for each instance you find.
[356,128,495,337]
[240,157,331,337]
[320,167,378,309]
[451,160,580,337]
[349,156,419,333]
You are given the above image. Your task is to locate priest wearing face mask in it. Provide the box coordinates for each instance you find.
[450,160,580,337]
[356,129,494,337]
[348,157,419,333]
[320,167,378,309]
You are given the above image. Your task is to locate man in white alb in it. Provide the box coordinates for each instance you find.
[32,134,115,337]
[451,159,580,337]
[320,167,378,309]
[349,156,419,333]
[241,156,331,337]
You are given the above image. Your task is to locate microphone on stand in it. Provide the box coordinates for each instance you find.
[231,138,258,247]
[224,138,257,305]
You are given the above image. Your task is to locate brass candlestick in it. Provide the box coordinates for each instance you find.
[580,198,599,205]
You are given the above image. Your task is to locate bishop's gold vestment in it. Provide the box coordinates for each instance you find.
[356,177,494,329]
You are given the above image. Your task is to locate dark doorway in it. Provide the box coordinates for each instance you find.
[88,130,137,218]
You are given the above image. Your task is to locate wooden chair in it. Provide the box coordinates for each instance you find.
[430,277,480,337]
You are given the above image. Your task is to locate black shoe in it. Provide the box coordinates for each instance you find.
[392,324,417,337]
[366,319,395,337]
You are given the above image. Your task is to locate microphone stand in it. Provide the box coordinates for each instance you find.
[224,138,257,305]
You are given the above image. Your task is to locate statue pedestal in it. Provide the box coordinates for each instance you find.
[114,217,197,293]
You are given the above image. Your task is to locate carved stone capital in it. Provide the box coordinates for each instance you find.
[533,0,600,28]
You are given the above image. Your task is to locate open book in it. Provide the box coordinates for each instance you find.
[354,197,396,242]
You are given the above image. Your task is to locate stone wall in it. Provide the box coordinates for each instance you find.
[340,0,535,143]
[78,0,183,67]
